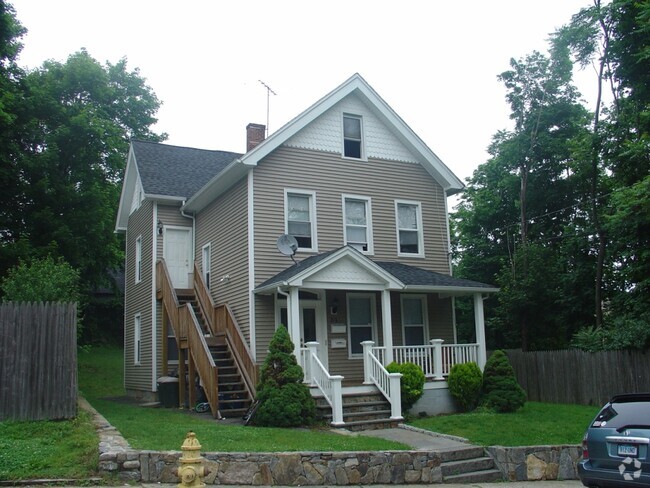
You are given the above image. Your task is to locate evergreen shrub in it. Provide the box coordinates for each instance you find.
[253,325,315,427]
[481,350,526,413]
[386,362,425,411]
[447,361,482,412]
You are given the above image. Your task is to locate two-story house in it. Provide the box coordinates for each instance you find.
[115,74,497,427]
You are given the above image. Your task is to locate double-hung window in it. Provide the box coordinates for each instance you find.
[343,114,363,159]
[135,236,142,283]
[395,200,424,257]
[202,243,211,289]
[347,294,376,356]
[401,295,428,345]
[343,195,373,254]
[134,314,141,365]
[285,190,317,251]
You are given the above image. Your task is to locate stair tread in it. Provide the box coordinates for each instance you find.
[443,468,503,483]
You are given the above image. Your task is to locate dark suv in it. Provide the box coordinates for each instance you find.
[579,393,650,487]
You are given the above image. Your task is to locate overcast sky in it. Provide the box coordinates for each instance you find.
[12,0,596,187]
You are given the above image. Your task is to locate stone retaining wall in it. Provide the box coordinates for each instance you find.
[100,449,443,485]
[488,445,582,481]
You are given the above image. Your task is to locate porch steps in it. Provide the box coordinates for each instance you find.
[315,391,400,431]
[439,446,503,483]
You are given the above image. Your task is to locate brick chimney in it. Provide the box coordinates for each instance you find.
[246,123,266,152]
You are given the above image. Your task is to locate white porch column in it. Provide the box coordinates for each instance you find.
[381,289,393,365]
[473,292,487,370]
[289,287,301,360]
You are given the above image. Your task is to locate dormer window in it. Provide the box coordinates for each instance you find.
[343,114,363,159]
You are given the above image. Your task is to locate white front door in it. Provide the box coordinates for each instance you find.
[163,227,192,288]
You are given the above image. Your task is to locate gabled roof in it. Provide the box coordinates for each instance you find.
[131,140,241,199]
[255,246,497,294]
[183,73,464,213]
[115,140,241,231]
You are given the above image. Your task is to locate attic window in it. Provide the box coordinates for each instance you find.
[343,115,363,159]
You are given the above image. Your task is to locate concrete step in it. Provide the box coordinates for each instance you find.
[443,468,503,484]
[438,446,487,462]
[343,418,401,431]
[441,456,496,477]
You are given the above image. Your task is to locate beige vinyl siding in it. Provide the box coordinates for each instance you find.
[253,146,450,278]
[195,176,250,341]
[124,199,154,392]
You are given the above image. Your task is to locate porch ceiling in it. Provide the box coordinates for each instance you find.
[254,246,498,294]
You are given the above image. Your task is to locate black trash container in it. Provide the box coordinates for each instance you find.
[157,376,179,408]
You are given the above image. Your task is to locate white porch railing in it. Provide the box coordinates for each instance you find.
[301,342,344,426]
[371,340,480,380]
[361,341,403,420]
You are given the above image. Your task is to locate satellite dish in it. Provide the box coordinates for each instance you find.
[277,234,298,264]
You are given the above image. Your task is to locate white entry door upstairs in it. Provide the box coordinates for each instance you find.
[163,227,192,289]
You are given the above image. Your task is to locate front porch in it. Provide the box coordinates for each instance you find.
[254,247,497,427]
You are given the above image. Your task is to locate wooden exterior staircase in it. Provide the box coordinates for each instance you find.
[156,260,257,419]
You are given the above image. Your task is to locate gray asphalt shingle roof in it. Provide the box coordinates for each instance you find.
[132,140,242,199]
[255,247,495,291]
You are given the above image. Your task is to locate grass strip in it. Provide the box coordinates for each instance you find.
[409,401,599,446]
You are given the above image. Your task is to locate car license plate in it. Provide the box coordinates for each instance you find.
[618,444,638,457]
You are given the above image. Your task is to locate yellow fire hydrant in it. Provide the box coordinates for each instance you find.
[174,432,210,488]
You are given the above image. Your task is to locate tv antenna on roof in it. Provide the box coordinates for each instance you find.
[276,234,298,265]
[259,80,277,137]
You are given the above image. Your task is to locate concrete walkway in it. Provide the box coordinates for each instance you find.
[354,425,473,451]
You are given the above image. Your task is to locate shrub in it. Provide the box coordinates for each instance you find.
[386,362,425,411]
[253,325,315,427]
[447,362,482,412]
[481,350,526,413]
[1,256,80,303]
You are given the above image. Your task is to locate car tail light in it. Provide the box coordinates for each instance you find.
[582,433,589,460]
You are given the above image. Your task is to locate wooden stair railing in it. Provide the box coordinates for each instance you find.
[156,260,220,418]
[193,264,258,399]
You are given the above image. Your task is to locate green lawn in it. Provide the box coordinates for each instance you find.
[80,346,407,452]
[409,402,599,446]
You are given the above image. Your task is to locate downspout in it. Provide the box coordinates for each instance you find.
[180,201,196,259]
[151,202,159,392]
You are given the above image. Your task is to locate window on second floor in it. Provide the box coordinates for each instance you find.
[343,114,363,159]
[135,236,142,283]
[285,190,317,251]
[343,195,373,254]
[395,200,424,257]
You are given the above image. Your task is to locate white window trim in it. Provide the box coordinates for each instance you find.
[347,293,377,358]
[202,242,211,289]
[342,194,374,255]
[400,295,429,345]
[342,113,367,161]
[134,313,141,366]
[135,235,142,284]
[284,189,318,252]
[395,200,425,258]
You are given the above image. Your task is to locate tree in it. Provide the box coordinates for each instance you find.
[1,255,80,303]
[0,45,165,296]
[253,326,315,427]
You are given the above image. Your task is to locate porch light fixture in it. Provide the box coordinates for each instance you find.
[157,220,163,236]
[330,297,339,316]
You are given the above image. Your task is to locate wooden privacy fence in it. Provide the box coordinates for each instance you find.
[504,348,650,406]
[0,302,77,421]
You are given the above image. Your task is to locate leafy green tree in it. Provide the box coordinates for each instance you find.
[1,255,80,303]
[254,326,315,427]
